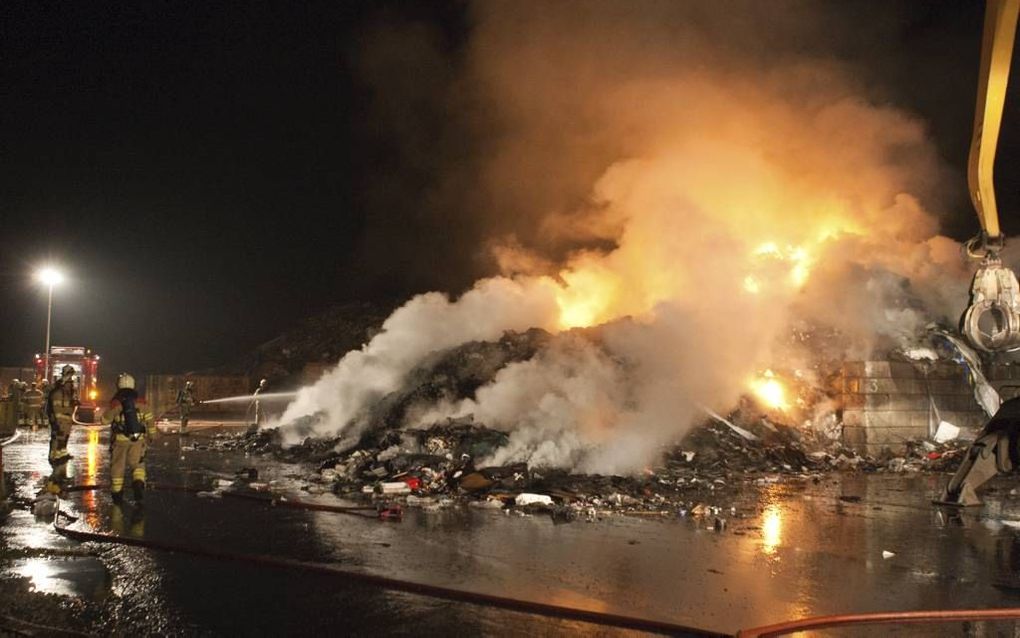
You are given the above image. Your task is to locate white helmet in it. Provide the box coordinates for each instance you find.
[117,373,136,390]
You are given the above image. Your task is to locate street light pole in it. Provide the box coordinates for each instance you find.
[44,283,53,381]
[35,267,64,382]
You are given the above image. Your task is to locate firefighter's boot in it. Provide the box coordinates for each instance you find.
[132,480,145,503]
[112,490,124,505]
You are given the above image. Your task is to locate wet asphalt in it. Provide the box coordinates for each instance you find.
[5,426,1020,636]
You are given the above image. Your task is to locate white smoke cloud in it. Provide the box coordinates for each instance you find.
[275,276,560,444]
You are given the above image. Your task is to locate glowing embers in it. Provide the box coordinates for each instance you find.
[749,369,789,411]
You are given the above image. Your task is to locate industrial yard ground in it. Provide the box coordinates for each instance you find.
[4,426,1020,636]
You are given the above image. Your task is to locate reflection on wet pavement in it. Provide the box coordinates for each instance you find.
[6,427,1020,635]
[11,555,110,599]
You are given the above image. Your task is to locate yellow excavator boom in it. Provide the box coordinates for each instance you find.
[969,0,1020,241]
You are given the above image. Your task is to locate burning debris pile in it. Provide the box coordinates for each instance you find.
[214,326,975,520]
[219,402,969,521]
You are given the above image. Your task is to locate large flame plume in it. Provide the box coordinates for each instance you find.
[279,1,975,473]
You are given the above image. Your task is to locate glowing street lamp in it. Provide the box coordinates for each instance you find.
[35,267,65,381]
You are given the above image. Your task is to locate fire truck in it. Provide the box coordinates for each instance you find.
[34,346,101,423]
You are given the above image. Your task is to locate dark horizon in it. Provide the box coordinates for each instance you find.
[2,1,1017,380]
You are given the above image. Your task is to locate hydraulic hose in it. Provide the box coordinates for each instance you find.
[51,497,722,637]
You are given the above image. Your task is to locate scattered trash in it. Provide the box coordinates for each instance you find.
[379,482,411,495]
[515,493,554,508]
[377,505,403,521]
[933,421,961,444]
[902,347,939,362]
[400,476,422,491]
[208,354,980,523]
[702,406,760,442]
[882,550,896,559]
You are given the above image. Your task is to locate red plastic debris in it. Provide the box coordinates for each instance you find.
[927,452,942,460]
[377,505,403,521]
[401,476,422,491]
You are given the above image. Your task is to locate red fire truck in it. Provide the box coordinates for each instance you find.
[34,346,101,422]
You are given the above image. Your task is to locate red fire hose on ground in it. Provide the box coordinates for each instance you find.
[735,608,1020,637]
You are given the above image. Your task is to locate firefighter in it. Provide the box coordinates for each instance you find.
[23,382,44,431]
[176,380,197,435]
[7,379,23,429]
[103,373,156,504]
[250,378,268,427]
[44,365,78,494]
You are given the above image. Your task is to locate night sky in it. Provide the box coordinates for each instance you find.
[1,1,1017,379]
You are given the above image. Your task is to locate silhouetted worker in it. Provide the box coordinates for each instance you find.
[7,379,24,429]
[23,382,44,430]
[176,380,197,435]
[44,365,78,494]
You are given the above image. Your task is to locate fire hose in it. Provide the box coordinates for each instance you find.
[0,429,22,449]
[52,484,723,637]
[736,608,1020,637]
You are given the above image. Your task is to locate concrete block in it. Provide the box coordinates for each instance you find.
[843,426,866,448]
[841,423,926,448]
[841,393,981,412]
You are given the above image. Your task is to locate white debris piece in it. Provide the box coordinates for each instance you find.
[935,331,1001,417]
[933,421,961,444]
[976,382,1002,418]
[469,498,505,509]
[882,550,895,559]
[515,493,554,507]
[902,347,939,362]
[379,482,411,495]
[702,406,759,441]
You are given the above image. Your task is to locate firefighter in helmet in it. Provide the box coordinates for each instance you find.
[250,378,268,427]
[44,365,78,494]
[103,373,156,504]
[176,379,197,435]
[23,382,44,430]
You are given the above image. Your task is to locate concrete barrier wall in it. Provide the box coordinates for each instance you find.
[840,361,991,455]
[146,374,250,420]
